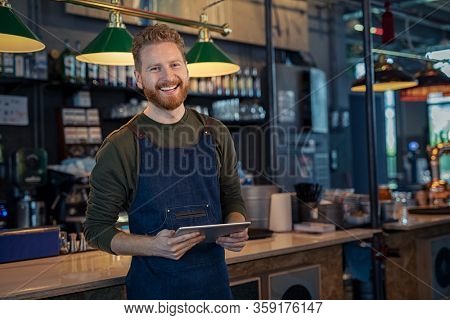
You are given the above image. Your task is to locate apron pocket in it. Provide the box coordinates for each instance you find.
[167,203,216,230]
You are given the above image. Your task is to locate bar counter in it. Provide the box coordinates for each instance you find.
[382,213,450,299]
[0,228,378,300]
[383,212,450,231]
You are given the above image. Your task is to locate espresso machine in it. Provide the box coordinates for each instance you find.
[44,168,89,233]
[12,148,48,228]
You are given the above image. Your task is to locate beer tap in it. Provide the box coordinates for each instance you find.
[427,142,450,206]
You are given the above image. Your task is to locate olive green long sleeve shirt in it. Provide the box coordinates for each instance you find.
[84,109,247,254]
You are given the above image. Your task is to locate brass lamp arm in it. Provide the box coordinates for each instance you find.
[372,48,440,63]
[55,0,232,36]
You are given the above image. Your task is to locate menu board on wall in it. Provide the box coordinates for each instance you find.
[0,95,29,126]
[65,0,309,52]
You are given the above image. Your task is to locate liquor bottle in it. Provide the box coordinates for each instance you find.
[237,69,246,96]
[14,54,25,78]
[126,66,135,88]
[2,53,15,77]
[108,65,117,87]
[231,72,238,96]
[60,39,76,83]
[198,77,207,94]
[98,65,108,86]
[74,40,86,84]
[117,66,126,87]
[87,63,99,86]
[189,78,198,93]
[206,77,214,95]
[245,67,254,97]
[28,53,38,79]
[252,67,261,98]
[24,53,32,79]
[223,74,230,96]
[34,51,48,80]
[214,75,222,95]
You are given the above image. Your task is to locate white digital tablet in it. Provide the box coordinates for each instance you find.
[175,222,251,243]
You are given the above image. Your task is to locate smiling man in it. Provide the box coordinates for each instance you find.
[84,24,248,300]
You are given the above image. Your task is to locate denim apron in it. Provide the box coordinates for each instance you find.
[125,119,232,300]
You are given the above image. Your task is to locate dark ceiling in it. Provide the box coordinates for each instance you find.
[339,0,450,74]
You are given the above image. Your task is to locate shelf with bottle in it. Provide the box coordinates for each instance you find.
[47,80,142,95]
[102,98,147,121]
[0,52,48,80]
[186,66,265,125]
[188,66,262,99]
[0,52,48,91]
[51,39,139,91]
[187,98,266,124]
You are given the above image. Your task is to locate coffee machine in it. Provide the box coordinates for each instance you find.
[44,168,88,233]
[12,148,47,228]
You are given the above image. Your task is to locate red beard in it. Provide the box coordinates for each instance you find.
[143,77,188,111]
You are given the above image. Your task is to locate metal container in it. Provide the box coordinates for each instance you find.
[381,200,395,222]
[317,202,344,226]
[361,200,396,222]
[299,201,344,226]
[241,185,280,229]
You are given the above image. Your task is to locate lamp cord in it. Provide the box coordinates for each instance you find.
[202,0,224,12]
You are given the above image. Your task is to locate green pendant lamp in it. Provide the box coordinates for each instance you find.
[0,0,45,53]
[351,55,418,92]
[186,12,239,78]
[76,1,133,66]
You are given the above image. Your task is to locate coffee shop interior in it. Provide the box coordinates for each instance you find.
[0,0,449,300]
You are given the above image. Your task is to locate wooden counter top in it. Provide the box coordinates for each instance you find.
[225,228,379,264]
[383,213,450,231]
[0,228,378,299]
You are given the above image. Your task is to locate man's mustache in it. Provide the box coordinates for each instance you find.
[156,78,183,89]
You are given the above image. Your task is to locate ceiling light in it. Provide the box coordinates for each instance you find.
[400,62,450,101]
[186,12,240,77]
[351,55,418,92]
[0,0,45,53]
[353,24,383,36]
[416,62,450,87]
[76,2,133,66]
[63,0,238,75]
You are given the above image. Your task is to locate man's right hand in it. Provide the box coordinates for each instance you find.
[149,229,205,260]
[110,229,204,258]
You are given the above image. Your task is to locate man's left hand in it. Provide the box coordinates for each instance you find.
[216,228,248,252]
